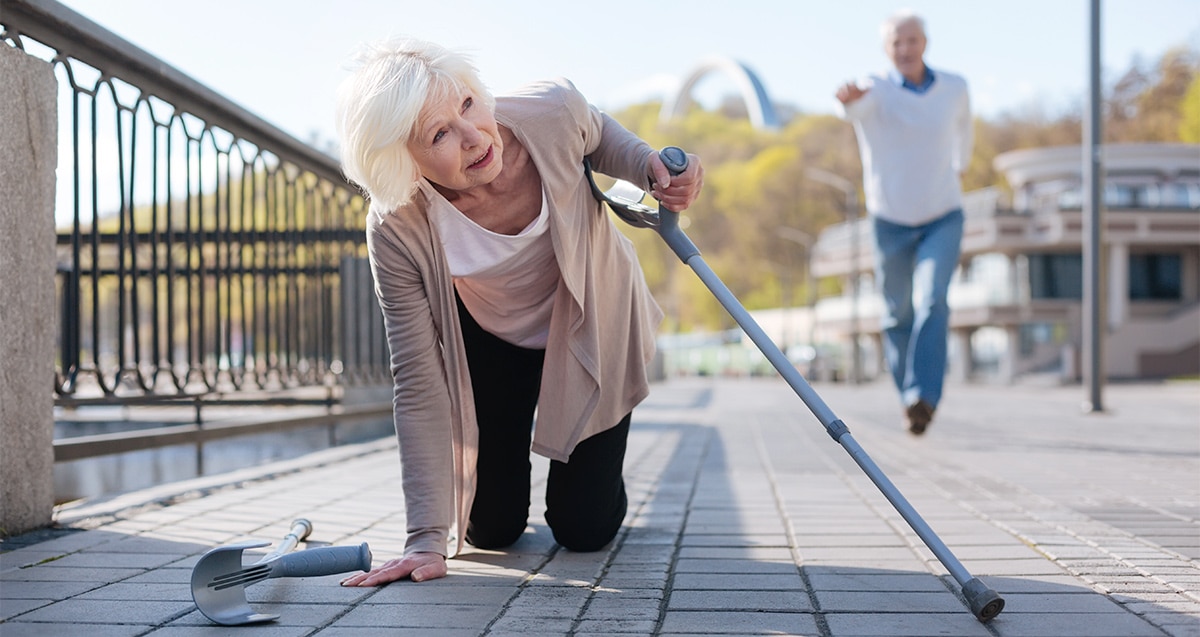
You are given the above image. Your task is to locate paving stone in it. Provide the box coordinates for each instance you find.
[802,570,947,592]
[994,591,1131,613]
[73,582,193,602]
[486,614,576,633]
[982,574,1098,594]
[318,628,476,637]
[361,582,512,605]
[0,550,70,571]
[0,565,146,582]
[31,550,184,570]
[671,572,806,591]
[0,596,52,620]
[673,557,798,574]
[668,589,813,612]
[575,618,660,634]
[981,610,1168,636]
[16,598,193,624]
[6,378,1196,635]
[0,579,100,599]
[582,596,662,620]
[145,627,312,636]
[1144,615,1200,637]
[815,590,968,613]
[659,609,819,634]
[0,623,151,637]
[676,546,795,560]
[331,602,500,628]
[823,612,993,636]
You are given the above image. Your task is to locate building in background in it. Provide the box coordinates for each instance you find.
[811,143,1200,383]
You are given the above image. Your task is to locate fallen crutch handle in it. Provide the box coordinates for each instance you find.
[265,543,372,579]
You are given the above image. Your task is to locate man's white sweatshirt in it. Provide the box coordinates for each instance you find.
[838,69,973,226]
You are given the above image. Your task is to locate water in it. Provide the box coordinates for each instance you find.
[53,416,393,504]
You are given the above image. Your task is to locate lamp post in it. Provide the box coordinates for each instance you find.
[805,168,861,384]
[1082,0,1105,412]
[775,226,814,352]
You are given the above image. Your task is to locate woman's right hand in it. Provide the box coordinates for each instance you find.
[339,551,447,586]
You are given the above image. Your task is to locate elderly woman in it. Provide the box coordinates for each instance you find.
[334,38,703,586]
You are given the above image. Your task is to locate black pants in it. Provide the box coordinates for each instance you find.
[458,296,629,552]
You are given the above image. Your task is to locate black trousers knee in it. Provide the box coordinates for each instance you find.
[458,295,628,552]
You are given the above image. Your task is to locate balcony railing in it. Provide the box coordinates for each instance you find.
[2,0,390,408]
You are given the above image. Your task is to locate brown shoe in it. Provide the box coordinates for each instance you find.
[906,399,935,435]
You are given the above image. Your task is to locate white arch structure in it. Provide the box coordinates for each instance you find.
[660,56,780,130]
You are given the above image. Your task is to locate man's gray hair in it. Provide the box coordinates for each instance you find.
[880,9,926,43]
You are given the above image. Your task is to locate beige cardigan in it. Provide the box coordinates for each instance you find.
[364,78,664,558]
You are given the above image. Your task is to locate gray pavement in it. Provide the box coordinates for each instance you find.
[2,376,1198,636]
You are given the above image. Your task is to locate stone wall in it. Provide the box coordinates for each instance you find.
[0,44,58,536]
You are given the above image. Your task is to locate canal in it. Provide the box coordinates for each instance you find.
[53,402,394,505]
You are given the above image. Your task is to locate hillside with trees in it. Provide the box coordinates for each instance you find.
[606,46,1200,333]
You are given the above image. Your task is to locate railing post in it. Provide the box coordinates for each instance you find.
[0,44,58,536]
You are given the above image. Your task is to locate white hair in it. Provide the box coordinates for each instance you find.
[334,38,495,212]
[880,9,926,43]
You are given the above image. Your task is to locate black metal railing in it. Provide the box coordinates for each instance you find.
[2,0,389,407]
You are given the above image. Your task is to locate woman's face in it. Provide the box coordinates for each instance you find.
[407,85,502,193]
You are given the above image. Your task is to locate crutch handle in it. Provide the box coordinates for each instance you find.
[655,147,701,262]
[660,146,688,176]
[266,543,373,579]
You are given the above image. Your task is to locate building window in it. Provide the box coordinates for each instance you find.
[1028,253,1083,299]
[1058,188,1083,209]
[1160,182,1200,209]
[1129,253,1182,300]
[1105,184,1138,208]
[1057,181,1200,210]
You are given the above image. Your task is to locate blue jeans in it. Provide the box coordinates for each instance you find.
[872,209,963,410]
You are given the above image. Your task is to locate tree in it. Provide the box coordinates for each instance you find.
[1108,47,1199,142]
[1181,73,1200,143]
[606,44,1198,336]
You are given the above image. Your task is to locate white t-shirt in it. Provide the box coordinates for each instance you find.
[434,191,559,348]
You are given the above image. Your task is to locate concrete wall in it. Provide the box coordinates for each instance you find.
[0,45,58,536]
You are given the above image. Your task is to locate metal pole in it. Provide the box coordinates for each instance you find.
[776,226,814,353]
[846,189,861,385]
[1082,0,1105,412]
[804,169,863,383]
[781,262,792,349]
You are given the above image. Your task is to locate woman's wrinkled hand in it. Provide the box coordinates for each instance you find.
[648,151,704,212]
[339,551,447,587]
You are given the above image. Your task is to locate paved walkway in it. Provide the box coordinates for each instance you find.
[2,376,1198,636]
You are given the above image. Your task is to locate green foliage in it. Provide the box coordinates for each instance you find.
[605,45,1198,333]
[1180,73,1200,143]
[1108,46,1199,142]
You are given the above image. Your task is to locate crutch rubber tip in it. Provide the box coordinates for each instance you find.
[962,577,1005,622]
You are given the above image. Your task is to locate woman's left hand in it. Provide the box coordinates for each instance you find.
[339,551,447,587]
[648,151,704,212]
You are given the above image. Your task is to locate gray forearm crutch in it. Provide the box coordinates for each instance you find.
[586,147,1004,622]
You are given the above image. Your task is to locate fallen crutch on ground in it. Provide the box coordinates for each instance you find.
[585,147,1005,622]
[190,518,372,625]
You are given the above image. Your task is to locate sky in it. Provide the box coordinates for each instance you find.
[41,0,1200,148]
